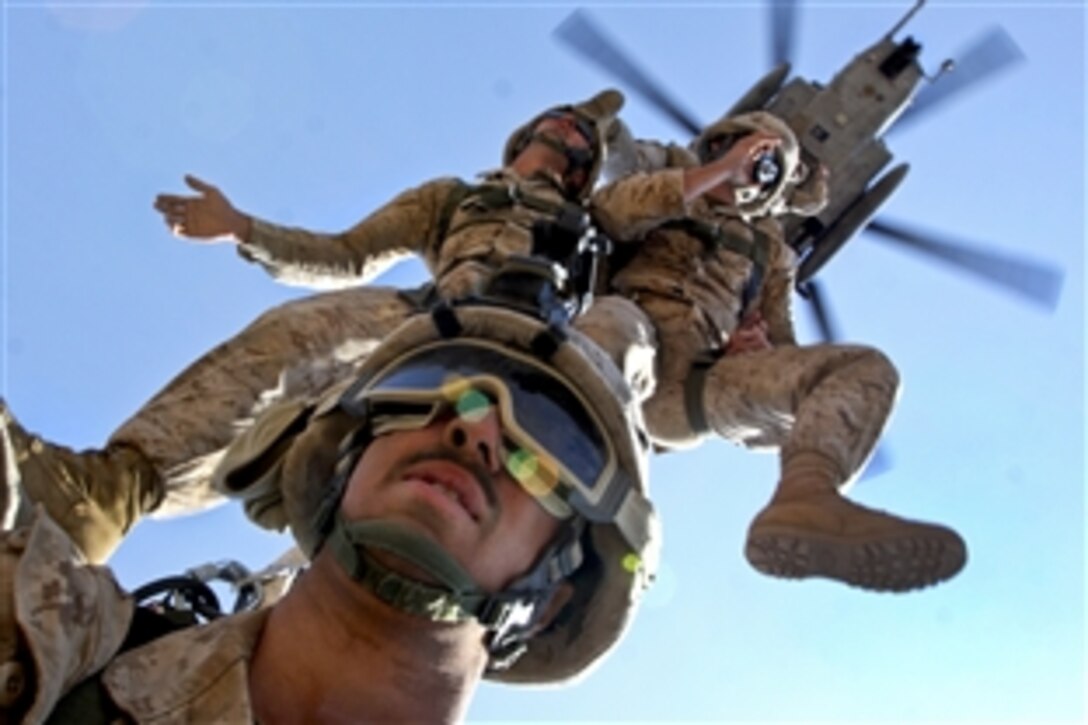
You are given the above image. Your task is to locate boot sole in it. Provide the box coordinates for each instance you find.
[745,526,966,593]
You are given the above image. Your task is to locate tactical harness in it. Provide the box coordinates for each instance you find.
[440,180,587,239]
[658,217,770,312]
[406,180,608,322]
[656,219,774,441]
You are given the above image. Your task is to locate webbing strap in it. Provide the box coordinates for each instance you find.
[445,183,583,236]
[662,218,769,269]
[683,352,721,437]
[662,218,770,311]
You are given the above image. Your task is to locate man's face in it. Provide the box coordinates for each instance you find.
[339,407,562,593]
[521,111,594,193]
[533,112,593,154]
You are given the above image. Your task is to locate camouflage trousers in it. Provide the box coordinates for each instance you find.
[3,284,659,562]
[111,290,659,519]
[110,286,415,517]
[626,294,899,487]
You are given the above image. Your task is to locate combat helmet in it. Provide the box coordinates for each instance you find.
[503,89,625,199]
[220,299,660,684]
[692,110,826,220]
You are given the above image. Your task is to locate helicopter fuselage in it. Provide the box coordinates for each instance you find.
[760,34,925,265]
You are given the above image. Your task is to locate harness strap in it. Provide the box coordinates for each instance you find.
[445,183,584,236]
[436,180,474,241]
[683,351,722,437]
[662,218,769,310]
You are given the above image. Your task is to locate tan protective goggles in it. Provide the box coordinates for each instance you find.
[339,341,629,522]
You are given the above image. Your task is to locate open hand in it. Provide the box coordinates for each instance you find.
[153,174,250,243]
[725,312,772,355]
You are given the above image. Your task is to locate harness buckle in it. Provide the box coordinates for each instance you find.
[477,594,537,631]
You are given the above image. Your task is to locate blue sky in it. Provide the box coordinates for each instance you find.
[2,1,1084,722]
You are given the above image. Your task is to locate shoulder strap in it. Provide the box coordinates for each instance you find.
[436,180,476,241]
[661,218,769,269]
[740,225,772,311]
[442,181,584,238]
[660,218,769,310]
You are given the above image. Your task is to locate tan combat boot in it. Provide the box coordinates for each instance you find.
[745,451,966,592]
[0,398,163,564]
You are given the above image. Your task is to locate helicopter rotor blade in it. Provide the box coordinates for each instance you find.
[800,279,840,343]
[769,0,799,68]
[894,26,1026,131]
[865,218,1063,310]
[553,10,705,136]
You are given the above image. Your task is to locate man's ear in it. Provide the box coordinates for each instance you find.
[529,581,575,636]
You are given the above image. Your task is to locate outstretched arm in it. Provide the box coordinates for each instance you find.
[153,175,462,290]
[154,174,251,243]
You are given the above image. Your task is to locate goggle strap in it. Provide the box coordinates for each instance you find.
[548,533,584,581]
[613,488,655,573]
[431,302,464,339]
[529,325,566,361]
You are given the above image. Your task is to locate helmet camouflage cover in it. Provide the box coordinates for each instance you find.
[503,89,625,199]
[692,110,828,219]
[215,303,660,685]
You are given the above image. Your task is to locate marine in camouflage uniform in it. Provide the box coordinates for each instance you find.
[590,111,966,592]
[0,89,626,564]
[0,301,661,723]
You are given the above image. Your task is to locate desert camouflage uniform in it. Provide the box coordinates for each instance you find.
[592,166,898,484]
[589,112,965,592]
[0,510,267,723]
[0,91,626,565]
[112,169,578,511]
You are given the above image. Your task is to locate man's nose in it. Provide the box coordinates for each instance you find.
[443,408,503,473]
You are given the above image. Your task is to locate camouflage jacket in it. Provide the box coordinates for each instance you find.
[236,168,581,298]
[0,511,267,723]
[591,168,798,348]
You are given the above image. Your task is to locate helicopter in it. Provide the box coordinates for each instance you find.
[554,0,1064,342]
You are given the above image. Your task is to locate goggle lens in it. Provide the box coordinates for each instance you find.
[539,111,595,153]
[447,385,561,495]
[349,344,614,517]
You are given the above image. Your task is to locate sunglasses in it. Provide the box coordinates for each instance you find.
[539,110,596,150]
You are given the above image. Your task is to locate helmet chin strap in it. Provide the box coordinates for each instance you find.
[327,512,584,667]
[328,516,486,623]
